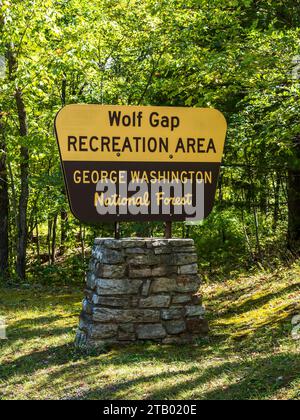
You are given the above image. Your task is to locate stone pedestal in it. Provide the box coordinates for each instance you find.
[75,238,208,348]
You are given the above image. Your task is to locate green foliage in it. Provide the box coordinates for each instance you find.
[1,0,300,280]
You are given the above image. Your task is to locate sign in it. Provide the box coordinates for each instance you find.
[55,105,227,223]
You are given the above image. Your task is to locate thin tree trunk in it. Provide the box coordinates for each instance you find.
[7,161,18,264]
[15,89,29,280]
[0,111,9,277]
[47,219,52,264]
[60,77,68,255]
[51,214,58,264]
[272,171,280,232]
[36,223,40,263]
[60,209,68,254]
[288,135,300,253]
[6,44,30,280]
[253,205,263,262]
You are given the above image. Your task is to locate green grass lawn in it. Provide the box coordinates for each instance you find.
[0,262,300,400]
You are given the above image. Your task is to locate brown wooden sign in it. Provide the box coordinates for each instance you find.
[55,105,227,223]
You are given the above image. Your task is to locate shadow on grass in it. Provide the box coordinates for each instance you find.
[201,353,300,400]
[48,352,300,400]
[216,283,300,318]
[146,353,300,400]
[62,367,200,400]
[0,343,75,381]
[8,325,75,343]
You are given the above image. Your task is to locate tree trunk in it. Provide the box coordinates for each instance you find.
[288,135,300,253]
[51,214,58,264]
[36,223,40,263]
[60,209,68,254]
[272,171,280,232]
[15,89,29,280]
[6,44,30,280]
[253,205,263,262]
[0,111,9,277]
[47,219,52,264]
[60,78,68,255]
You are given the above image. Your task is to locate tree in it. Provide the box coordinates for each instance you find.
[288,135,300,253]
[0,109,9,277]
[0,5,8,277]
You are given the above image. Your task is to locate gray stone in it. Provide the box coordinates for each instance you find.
[95,296,132,308]
[121,239,148,248]
[151,278,177,293]
[152,240,171,248]
[91,294,101,305]
[152,265,177,277]
[127,254,159,266]
[164,320,186,335]
[77,238,208,347]
[118,324,135,341]
[158,254,177,265]
[131,297,139,306]
[129,267,152,278]
[172,294,192,304]
[82,298,93,315]
[136,324,166,340]
[97,264,126,279]
[86,272,97,290]
[96,238,146,251]
[92,247,125,265]
[119,324,134,334]
[176,275,200,293]
[92,308,160,323]
[88,323,118,339]
[178,264,198,275]
[125,248,148,255]
[161,307,184,320]
[174,246,196,254]
[141,279,152,297]
[154,247,172,255]
[175,254,198,265]
[97,239,123,249]
[151,276,200,294]
[96,278,142,295]
[169,239,194,247]
[118,331,136,341]
[185,305,205,317]
[140,295,171,308]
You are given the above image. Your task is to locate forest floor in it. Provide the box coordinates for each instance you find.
[0,261,300,400]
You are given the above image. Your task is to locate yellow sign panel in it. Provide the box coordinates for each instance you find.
[55,105,227,223]
[55,105,227,163]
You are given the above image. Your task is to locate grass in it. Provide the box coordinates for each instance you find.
[0,261,300,400]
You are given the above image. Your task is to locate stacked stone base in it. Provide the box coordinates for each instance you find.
[75,238,208,348]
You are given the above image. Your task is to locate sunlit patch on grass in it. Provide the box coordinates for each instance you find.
[0,262,299,400]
